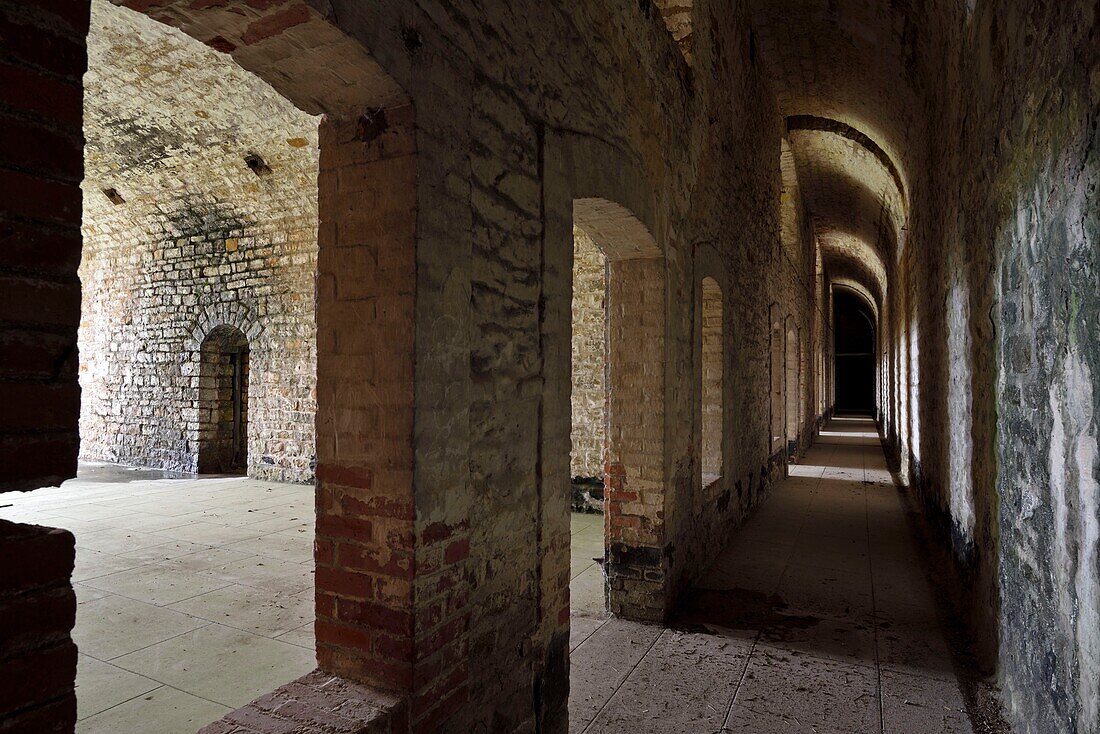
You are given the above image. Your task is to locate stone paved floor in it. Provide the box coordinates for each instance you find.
[0,467,316,733]
[567,417,977,733]
[2,419,973,733]
[0,466,613,733]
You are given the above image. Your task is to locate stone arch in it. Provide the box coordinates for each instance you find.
[833,279,880,325]
[185,301,263,354]
[196,324,250,474]
[185,304,261,476]
[88,0,426,722]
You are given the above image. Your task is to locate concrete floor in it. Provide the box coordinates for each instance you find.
[567,417,976,733]
[1,418,973,733]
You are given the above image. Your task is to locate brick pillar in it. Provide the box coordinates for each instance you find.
[605,257,668,621]
[0,0,87,492]
[0,3,87,730]
[314,107,419,694]
[314,104,471,734]
[0,522,78,733]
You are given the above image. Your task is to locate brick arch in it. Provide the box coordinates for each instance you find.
[111,0,407,117]
[573,197,663,261]
[786,115,908,204]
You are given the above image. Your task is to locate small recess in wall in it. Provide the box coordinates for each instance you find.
[356,108,388,143]
[102,187,126,205]
[244,153,272,176]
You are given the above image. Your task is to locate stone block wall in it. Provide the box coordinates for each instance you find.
[569,229,608,481]
[79,0,318,482]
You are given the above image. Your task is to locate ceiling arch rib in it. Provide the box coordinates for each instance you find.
[793,135,903,259]
[747,0,924,185]
[786,116,907,206]
[824,253,886,313]
[817,231,887,298]
[832,278,880,324]
[751,0,926,298]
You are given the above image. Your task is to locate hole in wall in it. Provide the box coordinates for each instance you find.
[244,152,272,176]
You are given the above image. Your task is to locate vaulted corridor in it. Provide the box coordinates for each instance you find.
[2,1,1098,733]
[568,418,984,733]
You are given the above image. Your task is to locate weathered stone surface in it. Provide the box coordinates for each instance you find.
[79,0,318,483]
[570,228,607,481]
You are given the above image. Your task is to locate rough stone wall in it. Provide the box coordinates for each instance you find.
[882,2,1100,732]
[79,0,318,482]
[570,229,607,480]
[977,6,1099,730]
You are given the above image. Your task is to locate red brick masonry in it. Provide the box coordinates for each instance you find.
[197,670,406,734]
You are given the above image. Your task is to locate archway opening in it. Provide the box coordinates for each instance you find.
[0,0,421,730]
[785,321,800,458]
[769,304,784,456]
[700,277,723,489]
[833,288,876,414]
[569,197,666,623]
[197,325,250,474]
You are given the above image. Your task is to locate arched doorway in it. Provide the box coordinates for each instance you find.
[570,197,667,620]
[197,325,249,474]
[785,319,799,458]
[74,1,425,730]
[769,303,784,456]
[833,289,877,413]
